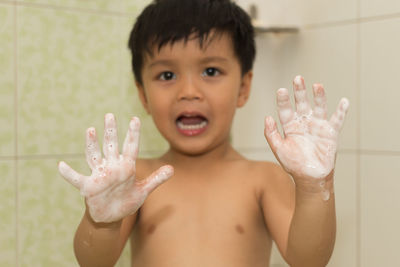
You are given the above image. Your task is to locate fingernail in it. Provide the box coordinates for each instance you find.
[294,75,303,86]
[277,88,287,95]
[130,117,140,129]
[161,165,174,177]
[341,98,350,111]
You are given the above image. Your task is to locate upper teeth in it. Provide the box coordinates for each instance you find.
[177,120,208,130]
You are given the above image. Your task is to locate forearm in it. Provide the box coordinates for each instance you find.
[74,209,135,267]
[285,174,336,267]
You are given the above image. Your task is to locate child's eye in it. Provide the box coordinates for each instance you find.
[202,67,220,77]
[159,71,176,81]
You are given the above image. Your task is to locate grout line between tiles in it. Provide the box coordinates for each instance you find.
[13,1,19,266]
[303,18,359,30]
[1,148,399,163]
[17,153,85,160]
[13,0,135,17]
[1,149,168,161]
[234,146,400,156]
[0,0,14,5]
[359,11,400,24]
[0,156,16,161]
[301,12,400,31]
[355,0,362,264]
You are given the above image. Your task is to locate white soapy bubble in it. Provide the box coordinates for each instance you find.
[321,190,330,201]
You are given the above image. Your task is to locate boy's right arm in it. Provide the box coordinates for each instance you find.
[58,114,173,266]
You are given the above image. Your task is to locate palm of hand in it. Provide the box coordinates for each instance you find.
[81,156,139,223]
[58,114,173,223]
[265,76,349,180]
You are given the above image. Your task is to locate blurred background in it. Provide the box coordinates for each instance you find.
[0,0,399,266]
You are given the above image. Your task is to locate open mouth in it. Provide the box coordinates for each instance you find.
[176,114,209,136]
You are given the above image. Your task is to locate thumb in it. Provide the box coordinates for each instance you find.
[264,116,283,154]
[58,161,83,189]
[140,165,174,194]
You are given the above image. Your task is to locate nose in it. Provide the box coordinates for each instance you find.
[177,75,203,101]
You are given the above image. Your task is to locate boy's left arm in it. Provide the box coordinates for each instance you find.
[263,76,349,267]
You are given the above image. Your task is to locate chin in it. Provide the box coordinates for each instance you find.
[173,145,210,157]
[168,141,216,157]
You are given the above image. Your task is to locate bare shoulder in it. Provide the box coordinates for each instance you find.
[244,160,291,185]
[242,159,294,203]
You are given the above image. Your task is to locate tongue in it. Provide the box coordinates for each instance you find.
[179,116,205,125]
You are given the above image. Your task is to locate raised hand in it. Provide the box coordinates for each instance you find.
[58,113,174,223]
[264,76,349,198]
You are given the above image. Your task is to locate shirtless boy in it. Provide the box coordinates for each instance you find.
[58,0,349,266]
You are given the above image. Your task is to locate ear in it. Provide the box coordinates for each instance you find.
[136,81,151,114]
[237,70,253,108]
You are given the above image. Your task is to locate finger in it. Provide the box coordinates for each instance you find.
[140,165,174,195]
[312,83,328,120]
[329,98,350,133]
[264,116,283,153]
[103,113,119,161]
[58,161,84,189]
[122,117,140,159]
[85,127,102,170]
[277,88,294,127]
[293,75,312,116]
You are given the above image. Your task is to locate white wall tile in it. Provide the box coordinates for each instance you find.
[236,149,277,163]
[235,0,357,26]
[270,243,289,266]
[360,19,400,152]
[328,153,358,267]
[280,25,357,150]
[232,34,286,150]
[360,0,400,18]
[235,0,301,27]
[297,0,357,25]
[360,154,400,267]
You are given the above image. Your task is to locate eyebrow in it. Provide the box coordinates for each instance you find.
[199,56,229,64]
[148,60,175,69]
[147,56,229,69]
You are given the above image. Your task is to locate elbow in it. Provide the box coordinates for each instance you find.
[285,250,334,267]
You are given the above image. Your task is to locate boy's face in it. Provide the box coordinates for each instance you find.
[137,33,252,156]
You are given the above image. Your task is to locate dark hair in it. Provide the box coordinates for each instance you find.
[128,0,256,86]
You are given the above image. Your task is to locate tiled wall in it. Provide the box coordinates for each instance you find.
[0,0,167,266]
[1,0,399,266]
[232,0,400,266]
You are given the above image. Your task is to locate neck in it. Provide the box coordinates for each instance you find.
[160,139,242,171]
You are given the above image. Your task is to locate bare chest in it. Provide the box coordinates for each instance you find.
[130,173,272,266]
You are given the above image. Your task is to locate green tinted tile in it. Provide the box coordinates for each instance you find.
[18,5,168,157]
[18,158,85,267]
[18,6,123,155]
[122,0,152,14]
[0,161,16,266]
[18,157,135,266]
[120,16,168,155]
[115,242,131,267]
[0,4,15,156]
[19,0,121,13]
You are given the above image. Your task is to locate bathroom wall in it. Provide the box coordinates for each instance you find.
[1,0,399,266]
[0,0,163,266]
[232,0,400,266]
